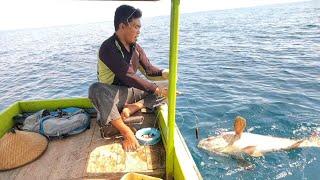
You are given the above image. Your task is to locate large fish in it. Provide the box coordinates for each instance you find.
[198,116,320,157]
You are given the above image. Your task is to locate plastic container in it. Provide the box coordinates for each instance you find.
[121,172,162,180]
[135,128,161,145]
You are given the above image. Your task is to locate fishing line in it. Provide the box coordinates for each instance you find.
[176,111,186,127]
[153,107,162,128]
[179,78,201,140]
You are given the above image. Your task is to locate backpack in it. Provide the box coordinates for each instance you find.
[22,107,90,138]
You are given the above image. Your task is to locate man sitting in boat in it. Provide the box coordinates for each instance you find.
[89,5,168,151]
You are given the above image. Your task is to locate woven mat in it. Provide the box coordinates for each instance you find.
[0,130,48,171]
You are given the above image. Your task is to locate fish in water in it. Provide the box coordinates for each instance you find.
[198,116,320,157]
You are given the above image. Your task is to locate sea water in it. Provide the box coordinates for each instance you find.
[0,1,319,179]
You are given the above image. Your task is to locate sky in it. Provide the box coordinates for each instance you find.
[0,0,311,31]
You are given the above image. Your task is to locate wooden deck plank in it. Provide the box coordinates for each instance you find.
[0,120,96,180]
[47,121,96,179]
[146,143,165,170]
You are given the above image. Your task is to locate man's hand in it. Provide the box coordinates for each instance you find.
[121,129,140,151]
[155,87,183,97]
[155,87,168,97]
[162,69,169,79]
[111,118,140,151]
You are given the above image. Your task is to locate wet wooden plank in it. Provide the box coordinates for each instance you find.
[86,142,125,174]
[146,143,166,170]
[84,142,165,179]
[83,113,165,179]
[0,165,22,180]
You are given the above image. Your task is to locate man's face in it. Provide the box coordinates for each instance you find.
[123,18,141,44]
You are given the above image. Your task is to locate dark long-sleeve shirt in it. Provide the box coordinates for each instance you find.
[97,34,163,93]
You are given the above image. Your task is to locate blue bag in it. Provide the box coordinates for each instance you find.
[23,107,90,138]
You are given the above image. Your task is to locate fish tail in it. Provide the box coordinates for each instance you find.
[308,133,320,147]
[299,132,320,148]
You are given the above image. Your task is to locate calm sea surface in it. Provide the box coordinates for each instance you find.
[1,1,319,179]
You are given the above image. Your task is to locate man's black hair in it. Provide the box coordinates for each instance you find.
[114,5,142,31]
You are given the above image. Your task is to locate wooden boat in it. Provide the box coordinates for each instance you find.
[0,98,202,179]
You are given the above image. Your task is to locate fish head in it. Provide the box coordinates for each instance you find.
[198,133,236,153]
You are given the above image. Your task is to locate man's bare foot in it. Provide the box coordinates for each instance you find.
[121,102,144,119]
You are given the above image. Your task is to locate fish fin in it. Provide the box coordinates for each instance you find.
[251,151,264,157]
[286,140,304,150]
[242,146,263,157]
[228,134,240,145]
[233,156,255,170]
[234,116,247,137]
